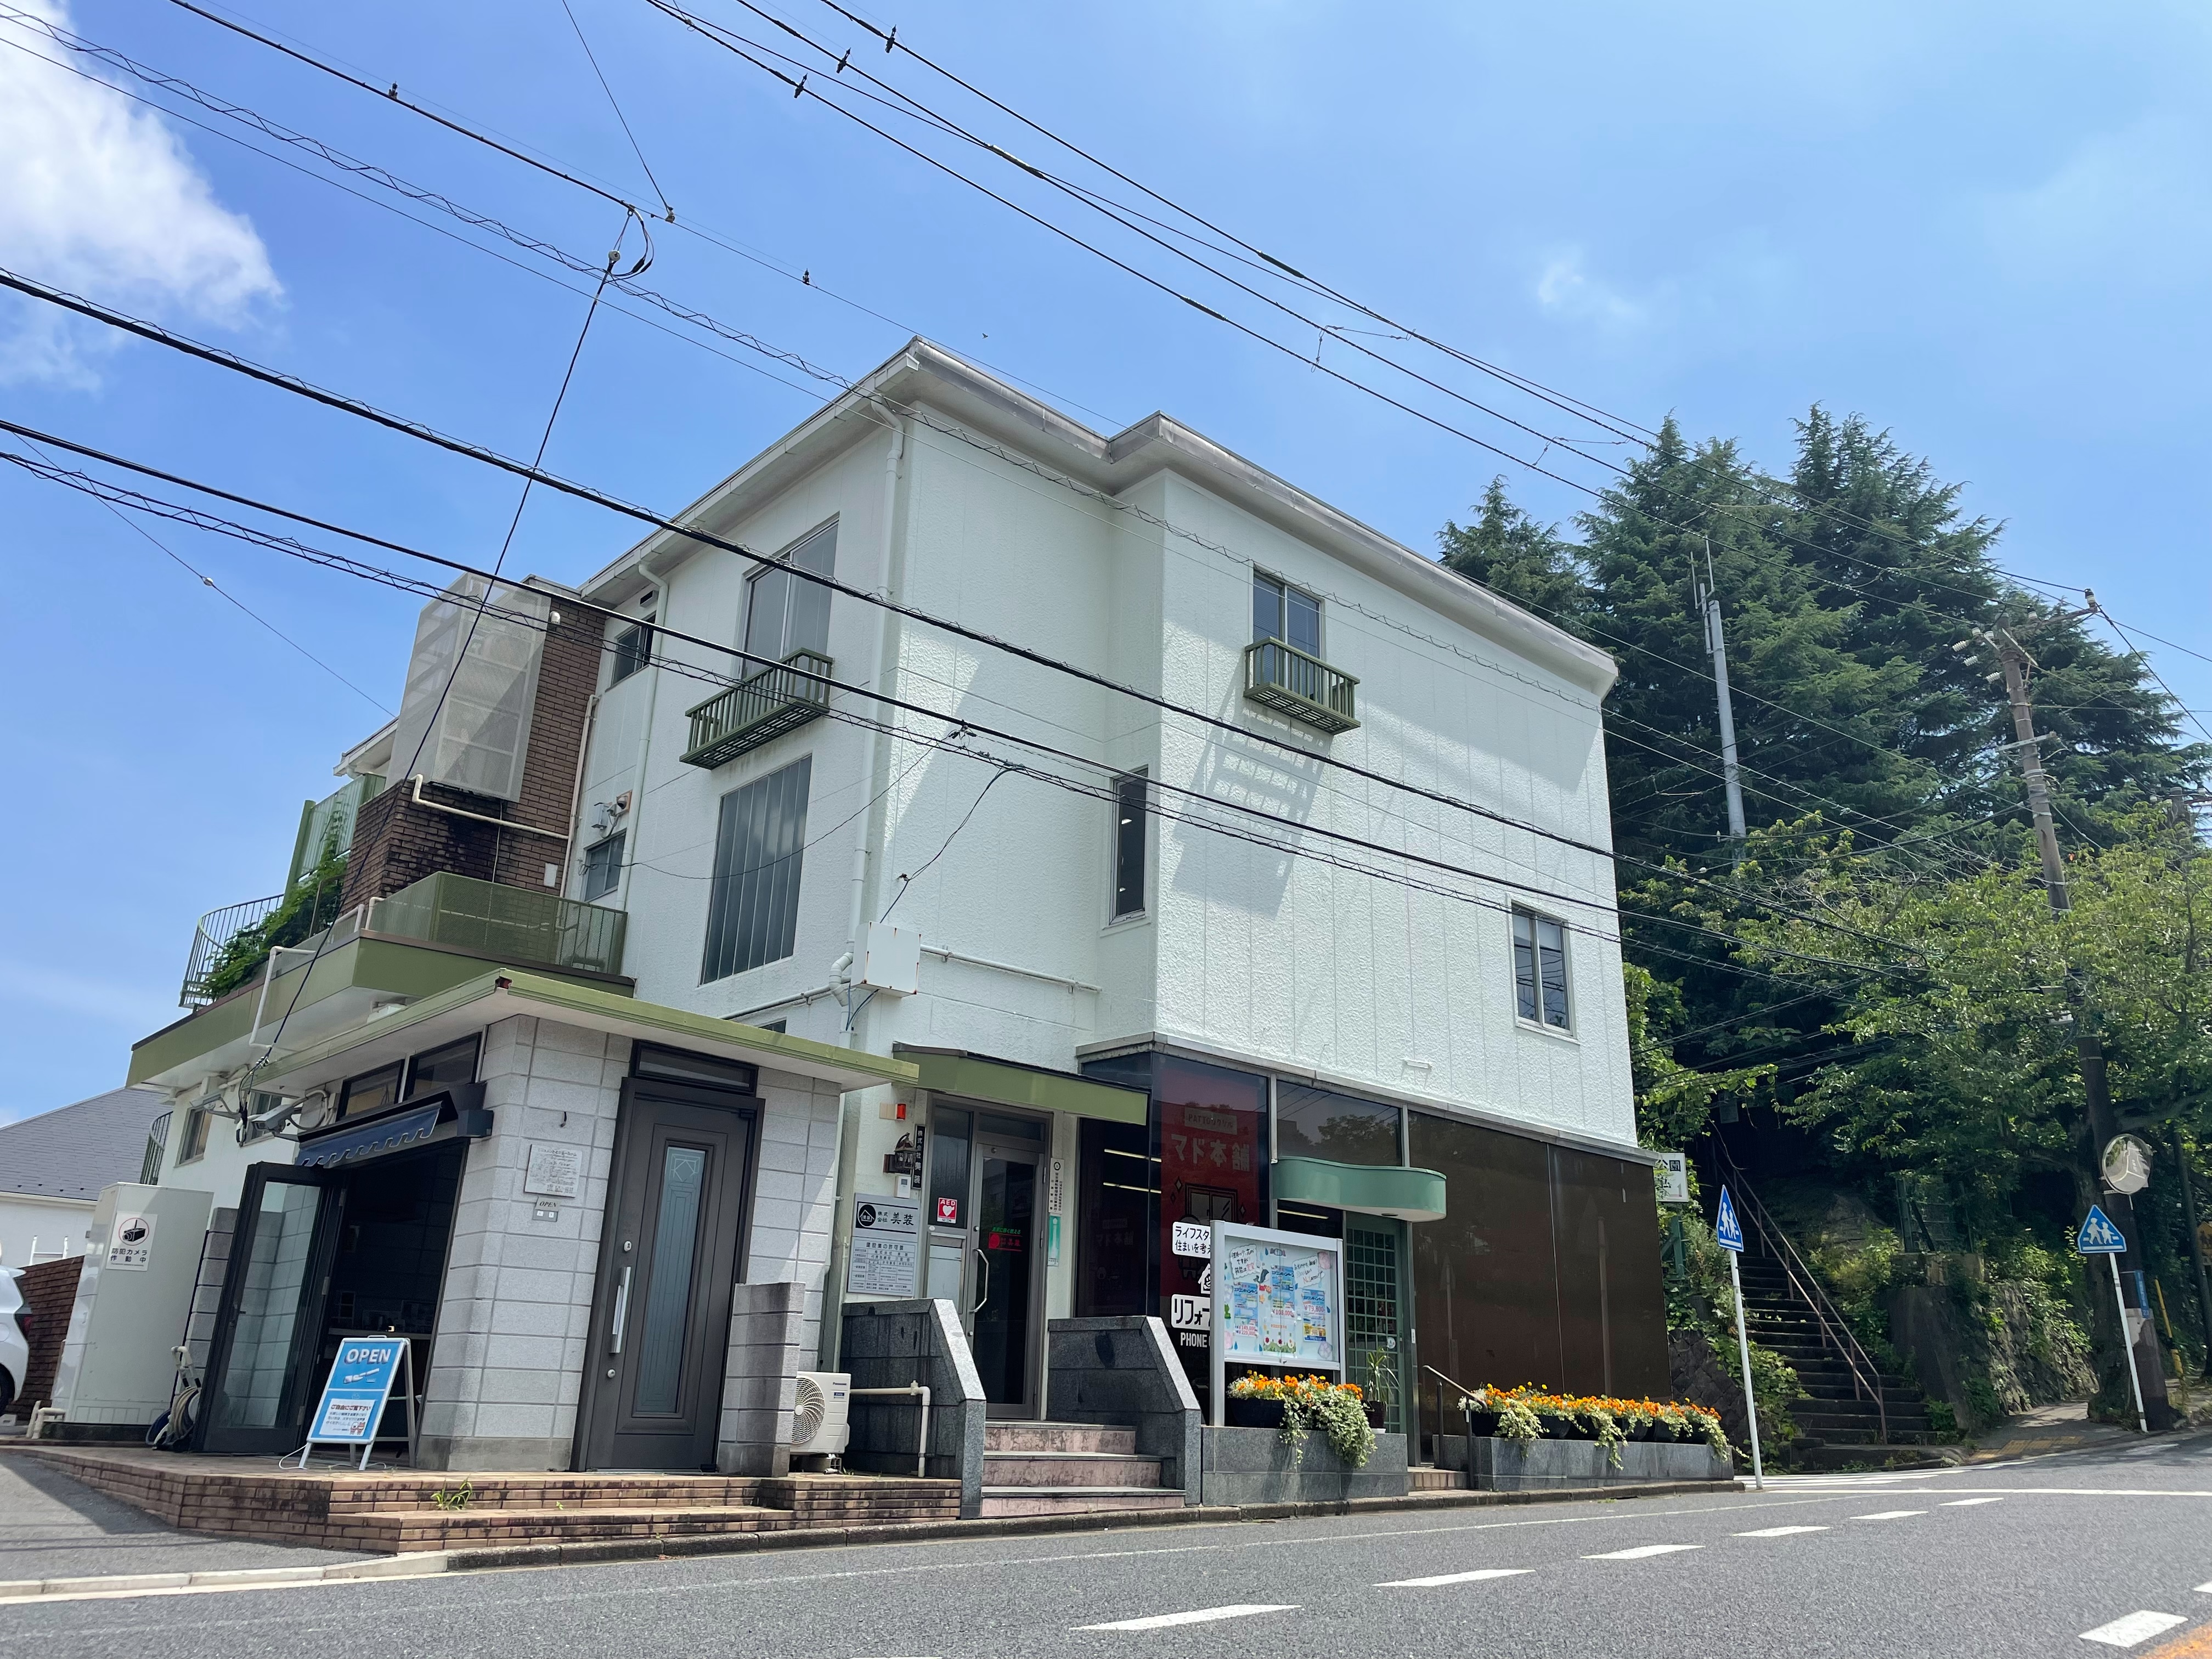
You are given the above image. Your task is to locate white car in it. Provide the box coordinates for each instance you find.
[0,1268,28,1418]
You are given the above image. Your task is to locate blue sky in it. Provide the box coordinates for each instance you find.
[2,0,2207,1122]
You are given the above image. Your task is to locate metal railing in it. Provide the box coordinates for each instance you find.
[366,870,627,978]
[179,893,284,1007]
[681,649,833,769]
[1714,1143,1888,1443]
[140,1111,171,1184]
[1244,638,1359,733]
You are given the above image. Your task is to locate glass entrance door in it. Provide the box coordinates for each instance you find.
[198,1164,343,1454]
[969,1149,1038,1411]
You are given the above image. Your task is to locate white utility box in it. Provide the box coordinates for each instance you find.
[857,923,922,996]
[48,1183,213,1433]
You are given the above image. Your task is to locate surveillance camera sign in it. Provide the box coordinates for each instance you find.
[106,1211,156,1271]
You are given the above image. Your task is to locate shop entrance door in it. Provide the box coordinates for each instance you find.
[924,1106,1046,1417]
[578,1079,758,1470]
[1345,1218,1412,1434]
[198,1164,345,1455]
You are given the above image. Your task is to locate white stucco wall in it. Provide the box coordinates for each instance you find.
[578,392,1635,1159]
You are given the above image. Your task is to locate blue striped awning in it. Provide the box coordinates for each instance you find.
[297,1103,445,1169]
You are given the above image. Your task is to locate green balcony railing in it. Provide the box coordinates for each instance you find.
[681,649,833,769]
[368,870,627,978]
[1244,638,1359,734]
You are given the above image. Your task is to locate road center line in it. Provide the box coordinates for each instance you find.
[1075,1604,1297,1632]
[1734,1526,1828,1538]
[1941,1498,2005,1507]
[1850,1510,1928,1521]
[1376,1569,1533,1588]
[1584,1545,1703,1560]
[2080,1611,2188,1647]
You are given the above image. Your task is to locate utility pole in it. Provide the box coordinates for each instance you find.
[1960,616,2176,1426]
[1696,539,1747,861]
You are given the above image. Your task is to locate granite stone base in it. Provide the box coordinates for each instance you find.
[1470,1435,1731,1489]
[1197,1426,1408,1506]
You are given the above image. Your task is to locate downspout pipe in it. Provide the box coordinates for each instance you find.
[822,414,909,1370]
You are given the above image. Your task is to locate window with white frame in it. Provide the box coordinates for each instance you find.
[744,521,836,664]
[582,831,625,900]
[1512,908,1571,1030]
[1252,569,1322,657]
[702,756,812,981]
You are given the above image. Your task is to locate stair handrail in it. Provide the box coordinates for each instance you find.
[1713,1146,1888,1444]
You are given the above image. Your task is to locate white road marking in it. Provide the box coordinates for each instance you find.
[1850,1510,1928,1521]
[1075,1604,1298,1632]
[1941,1498,2005,1507]
[2079,1611,2187,1647]
[2123,1447,2163,1458]
[1377,1569,1533,1588]
[2196,1581,2212,1594]
[1584,1545,1704,1560]
[1734,1526,1829,1538]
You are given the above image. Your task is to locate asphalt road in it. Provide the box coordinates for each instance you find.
[5,1433,2212,1658]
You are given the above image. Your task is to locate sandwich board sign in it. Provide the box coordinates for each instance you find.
[1714,1186,1745,1253]
[294,1335,414,1469]
[2076,1205,2126,1255]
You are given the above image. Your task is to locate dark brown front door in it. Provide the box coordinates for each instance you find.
[578,1080,758,1470]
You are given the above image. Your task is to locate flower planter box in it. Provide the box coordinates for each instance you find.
[1198,1426,1409,1506]
[1469,1435,1731,1491]
[1224,1398,1288,1431]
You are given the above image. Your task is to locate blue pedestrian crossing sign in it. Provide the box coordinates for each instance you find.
[1714,1186,1745,1254]
[2076,1205,2126,1255]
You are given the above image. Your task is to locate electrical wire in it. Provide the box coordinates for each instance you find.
[0,273,1929,960]
[556,0,674,217]
[0,419,1925,979]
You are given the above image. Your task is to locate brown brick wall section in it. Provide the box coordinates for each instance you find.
[0,1449,958,1554]
[11,1256,81,1414]
[337,610,598,912]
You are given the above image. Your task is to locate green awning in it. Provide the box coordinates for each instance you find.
[896,1047,1149,1125]
[1273,1156,1447,1222]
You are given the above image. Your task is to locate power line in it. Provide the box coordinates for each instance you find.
[8,431,387,712]
[130,0,2194,757]
[0,271,1928,958]
[0,417,1924,976]
[556,0,673,218]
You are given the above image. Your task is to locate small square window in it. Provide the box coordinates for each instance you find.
[1512,909,1571,1030]
[337,1060,404,1122]
[611,617,653,685]
[408,1035,480,1096]
[177,1097,217,1164]
[583,831,625,901]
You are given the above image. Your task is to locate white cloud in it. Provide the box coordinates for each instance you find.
[1532,248,1649,331]
[0,0,278,384]
[1983,114,2212,290]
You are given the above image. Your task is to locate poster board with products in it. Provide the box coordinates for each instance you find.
[1206,1218,1345,1426]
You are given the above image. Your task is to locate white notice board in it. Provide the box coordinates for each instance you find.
[847,1193,922,1296]
[1207,1218,1344,1425]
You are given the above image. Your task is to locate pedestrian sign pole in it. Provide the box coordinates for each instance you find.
[2077,1205,2146,1435]
[1715,1187,1763,1489]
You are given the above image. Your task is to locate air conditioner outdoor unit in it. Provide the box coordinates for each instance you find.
[789,1370,851,1462]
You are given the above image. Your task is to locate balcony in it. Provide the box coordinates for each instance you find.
[180,893,285,1007]
[681,650,833,769]
[1244,639,1359,735]
[366,870,627,978]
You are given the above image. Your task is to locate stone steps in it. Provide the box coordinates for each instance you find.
[978,1421,1185,1519]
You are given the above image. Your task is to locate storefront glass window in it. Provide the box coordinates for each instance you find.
[1154,1057,1267,1402]
[1275,1084,1402,1166]
[926,1106,972,1230]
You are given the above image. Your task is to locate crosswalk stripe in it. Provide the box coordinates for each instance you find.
[1075,1605,1298,1632]
[1377,1569,1533,1588]
[2080,1611,2187,1647]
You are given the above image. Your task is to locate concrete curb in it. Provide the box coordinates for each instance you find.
[0,1552,453,1604]
[438,1479,1728,1575]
